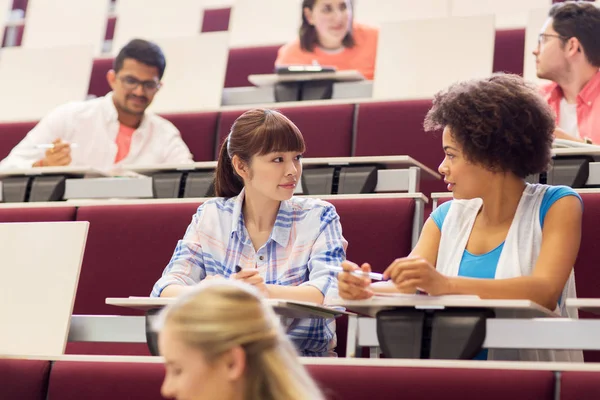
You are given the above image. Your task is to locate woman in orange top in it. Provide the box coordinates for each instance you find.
[275,0,379,80]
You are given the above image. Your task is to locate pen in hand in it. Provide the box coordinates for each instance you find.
[328,265,385,281]
[330,265,429,294]
[35,143,79,149]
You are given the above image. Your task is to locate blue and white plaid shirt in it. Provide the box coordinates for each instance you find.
[151,189,347,356]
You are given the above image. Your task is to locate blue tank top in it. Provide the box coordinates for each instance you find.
[430,185,581,359]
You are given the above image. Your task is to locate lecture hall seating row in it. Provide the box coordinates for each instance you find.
[83,28,526,91]
[0,194,418,356]
[2,358,600,400]
[3,0,583,89]
[3,190,600,359]
[0,99,448,198]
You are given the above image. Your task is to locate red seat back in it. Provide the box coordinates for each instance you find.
[0,359,51,400]
[217,104,355,158]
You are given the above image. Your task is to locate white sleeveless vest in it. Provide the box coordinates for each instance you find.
[436,183,582,362]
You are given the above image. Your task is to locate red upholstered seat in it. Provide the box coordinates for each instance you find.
[355,99,446,202]
[65,342,151,356]
[47,361,165,400]
[161,112,219,161]
[328,196,416,356]
[73,202,202,316]
[493,29,526,76]
[217,104,355,158]
[88,57,113,98]
[573,193,600,300]
[0,206,76,222]
[105,16,116,40]
[328,197,414,272]
[70,202,201,355]
[0,359,51,400]
[12,0,28,11]
[572,193,600,362]
[0,121,37,161]
[307,364,555,400]
[46,360,556,400]
[202,8,231,32]
[561,371,600,399]
[224,45,280,88]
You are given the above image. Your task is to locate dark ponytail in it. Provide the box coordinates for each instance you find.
[214,138,244,198]
[213,109,306,198]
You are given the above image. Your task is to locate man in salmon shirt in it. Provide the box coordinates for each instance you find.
[534,1,600,144]
[275,0,378,80]
[0,39,193,171]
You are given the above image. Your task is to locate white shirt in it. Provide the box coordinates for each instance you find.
[559,97,580,138]
[436,184,581,362]
[0,93,194,171]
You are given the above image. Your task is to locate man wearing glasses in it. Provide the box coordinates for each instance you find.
[534,1,600,145]
[0,39,193,170]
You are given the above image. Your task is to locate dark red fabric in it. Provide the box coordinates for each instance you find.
[572,193,600,362]
[493,29,526,76]
[65,342,151,356]
[561,371,600,399]
[0,207,76,222]
[0,121,37,160]
[105,16,116,40]
[217,104,355,159]
[202,8,231,32]
[47,361,165,400]
[355,100,446,200]
[329,197,414,272]
[12,0,28,11]
[573,194,600,300]
[88,57,113,98]
[73,202,201,315]
[0,359,51,400]
[224,45,280,88]
[161,111,219,161]
[330,196,415,356]
[307,365,555,400]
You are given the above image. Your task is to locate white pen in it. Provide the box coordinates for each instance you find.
[328,265,385,281]
[36,143,79,149]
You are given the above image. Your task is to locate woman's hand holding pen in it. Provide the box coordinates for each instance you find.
[338,261,374,300]
[383,256,451,296]
[232,268,269,296]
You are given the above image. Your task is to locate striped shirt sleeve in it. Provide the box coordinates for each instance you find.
[300,205,346,302]
[150,205,207,297]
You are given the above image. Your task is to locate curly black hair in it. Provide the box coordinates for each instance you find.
[423,74,555,179]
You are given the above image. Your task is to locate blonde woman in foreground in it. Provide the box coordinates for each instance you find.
[155,280,325,400]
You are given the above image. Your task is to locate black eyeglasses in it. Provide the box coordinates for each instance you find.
[118,75,162,93]
[537,33,568,48]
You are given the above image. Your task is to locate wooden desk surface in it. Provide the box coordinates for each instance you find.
[330,296,556,319]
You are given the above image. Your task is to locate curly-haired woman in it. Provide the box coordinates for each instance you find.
[338,73,583,362]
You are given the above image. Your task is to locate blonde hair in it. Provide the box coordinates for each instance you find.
[155,281,325,400]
